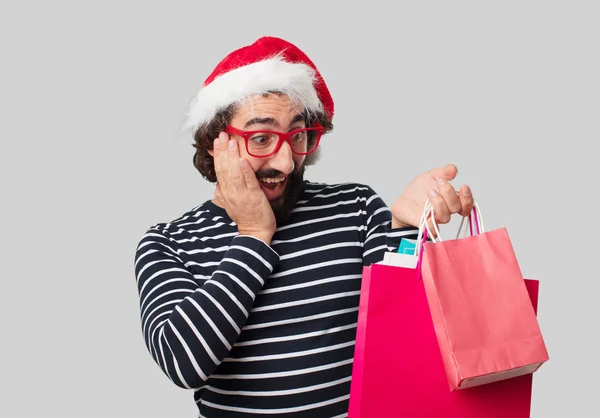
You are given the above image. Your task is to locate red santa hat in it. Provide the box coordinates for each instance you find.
[181,36,334,132]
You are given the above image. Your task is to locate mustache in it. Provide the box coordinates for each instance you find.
[255,169,284,178]
[255,164,297,179]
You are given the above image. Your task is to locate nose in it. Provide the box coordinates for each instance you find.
[269,141,295,175]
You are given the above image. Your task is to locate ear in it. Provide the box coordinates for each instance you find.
[208,149,214,157]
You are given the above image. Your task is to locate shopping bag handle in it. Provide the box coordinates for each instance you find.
[414,191,485,257]
[456,203,484,239]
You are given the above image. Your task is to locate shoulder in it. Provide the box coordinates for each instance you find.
[302,180,378,198]
[301,180,383,205]
[136,200,229,249]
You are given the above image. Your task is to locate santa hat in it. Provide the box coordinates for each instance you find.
[181,36,334,133]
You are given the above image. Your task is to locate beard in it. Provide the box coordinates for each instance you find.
[256,163,306,226]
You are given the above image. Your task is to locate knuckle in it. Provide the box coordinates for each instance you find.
[448,200,462,213]
[228,193,237,206]
[440,181,454,192]
[438,214,450,224]
[461,190,473,201]
[461,194,474,207]
[433,207,450,223]
[463,198,474,210]
[432,200,444,212]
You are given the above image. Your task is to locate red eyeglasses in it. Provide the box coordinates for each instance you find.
[225,123,325,158]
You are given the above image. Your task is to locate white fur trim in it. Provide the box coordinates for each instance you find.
[181,54,324,132]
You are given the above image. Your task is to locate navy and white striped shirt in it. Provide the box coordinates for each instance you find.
[134,180,419,417]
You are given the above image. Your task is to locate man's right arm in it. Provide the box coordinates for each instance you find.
[134,227,279,389]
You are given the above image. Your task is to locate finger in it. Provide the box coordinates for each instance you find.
[429,163,458,182]
[428,189,451,224]
[213,132,227,173]
[213,132,230,184]
[435,175,462,214]
[458,185,474,217]
[240,158,260,191]
[227,139,243,183]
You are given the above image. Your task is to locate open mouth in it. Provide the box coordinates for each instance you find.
[258,176,287,198]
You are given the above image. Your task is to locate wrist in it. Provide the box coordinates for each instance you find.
[238,229,274,245]
[392,216,411,230]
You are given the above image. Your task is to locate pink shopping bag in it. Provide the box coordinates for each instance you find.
[348,261,542,418]
[419,204,549,390]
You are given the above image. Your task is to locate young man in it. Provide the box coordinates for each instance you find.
[134,36,474,417]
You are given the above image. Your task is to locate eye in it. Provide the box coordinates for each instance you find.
[250,134,270,145]
[291,131,307,142]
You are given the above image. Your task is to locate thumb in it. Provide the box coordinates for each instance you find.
[430,163,458,181]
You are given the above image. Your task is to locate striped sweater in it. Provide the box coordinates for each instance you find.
[134,180,420,417]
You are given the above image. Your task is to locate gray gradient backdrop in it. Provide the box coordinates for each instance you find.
[2,1,597,417]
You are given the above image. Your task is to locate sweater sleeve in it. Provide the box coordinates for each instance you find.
[360,185,421,266]
[134,228,279,389]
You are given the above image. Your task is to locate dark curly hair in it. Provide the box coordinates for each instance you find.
[191,99,334,183]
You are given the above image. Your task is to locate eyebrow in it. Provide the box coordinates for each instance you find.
[244,113,306,129]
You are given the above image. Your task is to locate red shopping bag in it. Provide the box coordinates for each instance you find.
[348,261,542,418]
[418,204,549,390]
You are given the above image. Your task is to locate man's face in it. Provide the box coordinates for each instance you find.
[226,93,309,224]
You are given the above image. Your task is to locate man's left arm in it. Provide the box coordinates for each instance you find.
[360,164,475,266]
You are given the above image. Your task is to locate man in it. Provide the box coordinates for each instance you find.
[134,36,474,417]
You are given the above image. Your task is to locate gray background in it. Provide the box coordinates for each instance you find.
[1,0,597,416]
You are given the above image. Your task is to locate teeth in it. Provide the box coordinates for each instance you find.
[260,177,286,184]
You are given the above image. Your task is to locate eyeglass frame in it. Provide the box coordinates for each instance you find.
[224,123,325,158]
